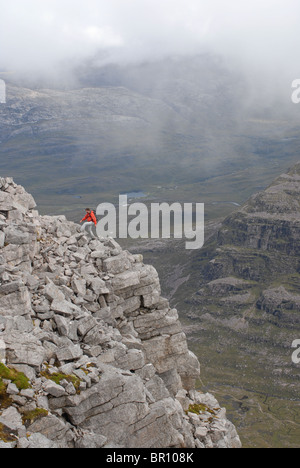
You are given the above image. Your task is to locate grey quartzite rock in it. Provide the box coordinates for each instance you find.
[0,177,241,449]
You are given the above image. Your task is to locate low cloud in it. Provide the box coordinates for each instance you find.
[0,0,299,92]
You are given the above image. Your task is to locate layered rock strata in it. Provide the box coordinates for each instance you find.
[0,177,241,449]
[186,163,300,401]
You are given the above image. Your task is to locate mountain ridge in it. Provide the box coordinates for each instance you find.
[174,162,300,447]
[0,176,241,449]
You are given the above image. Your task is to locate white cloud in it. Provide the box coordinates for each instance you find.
[83,26,123,48]
[0,0,299,81]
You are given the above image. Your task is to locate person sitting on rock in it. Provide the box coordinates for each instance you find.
[80,208,97,238]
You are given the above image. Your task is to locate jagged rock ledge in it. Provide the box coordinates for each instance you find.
[0,177,241,449]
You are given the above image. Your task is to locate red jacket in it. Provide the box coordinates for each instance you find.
[81,211,97,225]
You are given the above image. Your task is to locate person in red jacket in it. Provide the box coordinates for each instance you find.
[80,208,97,238]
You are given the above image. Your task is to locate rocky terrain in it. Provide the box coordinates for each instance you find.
[0,177,241,449]
[188,162,300,358]
[174,162,300,447]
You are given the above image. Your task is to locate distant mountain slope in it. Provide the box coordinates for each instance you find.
[178,162,300,447]
[186,162,300,391]
[1,55,300,219]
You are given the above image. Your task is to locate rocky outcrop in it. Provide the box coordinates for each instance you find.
[201,163,300,288]
[215,163,300,279]
[0,177,241,449]
[186,162,300,406]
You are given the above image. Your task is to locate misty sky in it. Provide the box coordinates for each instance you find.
[0,0,300,83]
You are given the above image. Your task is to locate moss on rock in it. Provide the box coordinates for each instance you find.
[0,363,31,391]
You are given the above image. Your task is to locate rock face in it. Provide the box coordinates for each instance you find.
[216,162,300,275]
[186,163,300,402]
[0,177,241,449]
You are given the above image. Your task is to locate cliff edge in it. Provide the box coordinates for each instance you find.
[0,177,241,449]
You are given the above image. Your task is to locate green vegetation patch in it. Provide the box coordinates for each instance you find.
[0,423,18,443]
[0,379,12,410]
[22,408,49,427]
[0,363,31,391]
[0,377,6,395]
[41,370,81,393]
[187,403,217,417]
